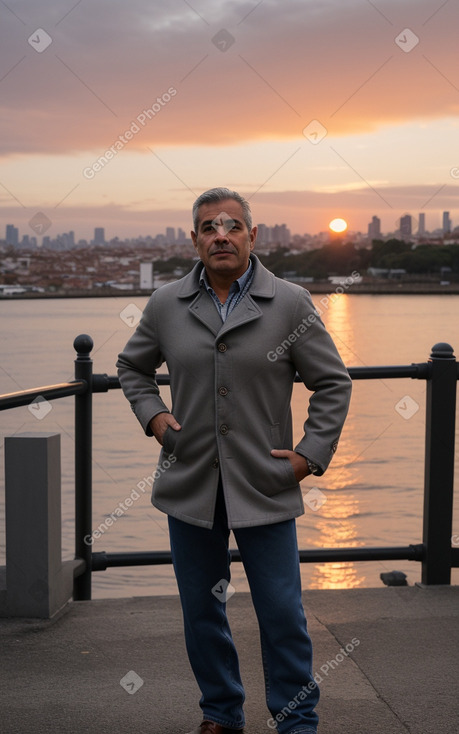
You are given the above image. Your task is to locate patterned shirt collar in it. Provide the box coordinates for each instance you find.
[199,259,254,321]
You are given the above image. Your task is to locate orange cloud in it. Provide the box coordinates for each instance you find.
[0,0,458,155]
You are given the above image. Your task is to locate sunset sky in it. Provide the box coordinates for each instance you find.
[1,0,459,241]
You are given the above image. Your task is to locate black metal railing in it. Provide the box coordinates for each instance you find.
[1,334,458,600]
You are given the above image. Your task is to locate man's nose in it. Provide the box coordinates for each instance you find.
[213,227,230,241]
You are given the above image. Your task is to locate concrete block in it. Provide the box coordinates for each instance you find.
[3,432,75,618]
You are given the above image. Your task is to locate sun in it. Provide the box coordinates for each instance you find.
[329,218,348,233]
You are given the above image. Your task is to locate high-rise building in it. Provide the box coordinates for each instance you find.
[418,213,425,236]
[176,227,187,244]
[400,215,412,237]
[166,227,176,243]
[94,227,105,245]
[442,211,452,234]
[6,224,19,246]
[272,224,291,247]
[368,215,381,240]
[60,232,75,249]
[257,224,271,244]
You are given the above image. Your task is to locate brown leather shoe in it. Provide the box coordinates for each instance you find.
[186,721,244,734]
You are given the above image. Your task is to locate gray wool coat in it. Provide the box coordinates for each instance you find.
[116,254,352,529]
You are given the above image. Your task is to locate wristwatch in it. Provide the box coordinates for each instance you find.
[306,457,320,476]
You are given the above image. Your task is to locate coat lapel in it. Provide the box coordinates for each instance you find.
[176,262,221,336]
[176,254,276,337]
[217,295,263,336]
[187,290,223,336]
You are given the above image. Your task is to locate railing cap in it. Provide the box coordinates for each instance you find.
[74,334,94,357]
[430,342,455,360]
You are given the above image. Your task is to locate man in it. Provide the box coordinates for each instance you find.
[117,188,352,734]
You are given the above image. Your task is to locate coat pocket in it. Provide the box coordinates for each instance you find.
[162,425,178,456]
[239,422,298,498]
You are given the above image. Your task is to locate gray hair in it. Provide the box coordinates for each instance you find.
[192,187,253,232]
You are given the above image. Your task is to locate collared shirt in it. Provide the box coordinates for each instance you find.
[199,259,254,322]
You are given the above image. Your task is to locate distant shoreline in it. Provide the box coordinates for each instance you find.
[1,281,459,299]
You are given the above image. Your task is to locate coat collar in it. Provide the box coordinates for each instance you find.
[177,253,276,299]
[177,254,276,337]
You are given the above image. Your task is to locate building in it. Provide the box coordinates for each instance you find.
[257,224,272,245]
[442,211,452,234]
[57,232,75,250]
[140,262,154,290]
[418,213,425,236]
[176,227,187,244]
[400,215,412,237]
[6,224,19,246]
[94,227,105,245]
[166,227,176,243]
[368,215,381,240]
[271,224,291,247]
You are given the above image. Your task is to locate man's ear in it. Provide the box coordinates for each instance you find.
[191,231,198,249]
[249,225,258,249]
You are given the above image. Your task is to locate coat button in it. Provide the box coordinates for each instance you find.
[219,424,229,435]
[218,386,228,396]
[217,343,227,352]
[212,458,219,468]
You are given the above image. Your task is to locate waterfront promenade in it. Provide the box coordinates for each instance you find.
[1,585,458,734]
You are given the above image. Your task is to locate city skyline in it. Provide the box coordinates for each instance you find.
[3,208,457,249]
[1,1,459,239]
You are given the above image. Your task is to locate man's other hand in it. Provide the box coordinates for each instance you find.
[271,449,310,482]
[149,412,181,445]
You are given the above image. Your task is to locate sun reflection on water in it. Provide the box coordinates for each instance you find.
[301,292,367,589]
[306,447,366,589]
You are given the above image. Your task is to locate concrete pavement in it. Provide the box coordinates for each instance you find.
[1,586,458,734]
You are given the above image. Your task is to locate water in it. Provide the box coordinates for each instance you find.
[1,292,458,597]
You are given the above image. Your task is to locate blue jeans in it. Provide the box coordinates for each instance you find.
[168,482,319,733]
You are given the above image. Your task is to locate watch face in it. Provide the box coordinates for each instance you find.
[306,458,319,475]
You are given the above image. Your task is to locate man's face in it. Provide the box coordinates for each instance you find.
[191,199,257,281]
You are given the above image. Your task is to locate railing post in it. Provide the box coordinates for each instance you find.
[73,334,94,600]
[422,342,457,584]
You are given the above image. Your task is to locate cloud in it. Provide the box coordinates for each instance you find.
[1,0,458,156]
[1,183,457,240]
[249,184,459,232]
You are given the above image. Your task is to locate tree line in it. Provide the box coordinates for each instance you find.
[151,239,459,280]
[259,239,459,279]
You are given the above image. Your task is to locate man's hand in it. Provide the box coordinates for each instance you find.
[271,449,311,482]
[149,412,181,445]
